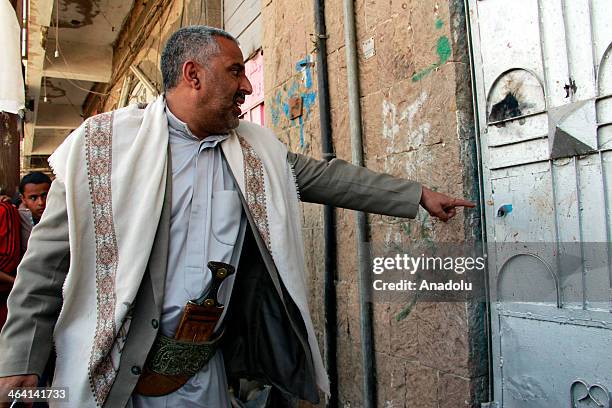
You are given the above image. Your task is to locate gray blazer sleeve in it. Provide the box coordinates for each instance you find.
[288,152,422,219]
[0,179,69,377]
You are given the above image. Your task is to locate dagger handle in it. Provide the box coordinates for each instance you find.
[194,261,235,307]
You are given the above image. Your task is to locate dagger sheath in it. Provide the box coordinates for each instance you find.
[135,261,235,396]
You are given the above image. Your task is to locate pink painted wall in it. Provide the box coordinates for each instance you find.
[241,50,264,126]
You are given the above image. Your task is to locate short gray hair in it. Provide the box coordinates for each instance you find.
[161,26,238,91]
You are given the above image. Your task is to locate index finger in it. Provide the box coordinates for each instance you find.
[448,198,476,208]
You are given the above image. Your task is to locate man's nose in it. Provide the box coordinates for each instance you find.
[241,76,253,95]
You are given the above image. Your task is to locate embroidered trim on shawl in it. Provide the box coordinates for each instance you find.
[238,135,271,250]
[288,160,301,201]
[85,112,119,406]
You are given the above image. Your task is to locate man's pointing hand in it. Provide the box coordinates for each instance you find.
[419,186,476,222]
[0,374,38,408]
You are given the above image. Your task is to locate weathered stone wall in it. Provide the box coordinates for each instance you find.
[262,0,486,406]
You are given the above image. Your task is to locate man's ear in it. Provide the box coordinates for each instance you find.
[182,60,202,90]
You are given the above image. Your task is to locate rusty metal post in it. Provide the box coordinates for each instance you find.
[0,112,21,196]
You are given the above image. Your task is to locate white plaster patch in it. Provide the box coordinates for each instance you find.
[401,91,431,148]
[401,91,428,125]
[384,228,393,245]
[384,227,402,249]
[456,110,463,141]
[383,91,431,150]
[382,99,400,142]
[410,122,432,148]
[381,91,433,177]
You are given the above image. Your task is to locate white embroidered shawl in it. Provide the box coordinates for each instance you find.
[47,96,329,406]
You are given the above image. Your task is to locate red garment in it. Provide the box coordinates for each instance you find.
[0,201,20,329]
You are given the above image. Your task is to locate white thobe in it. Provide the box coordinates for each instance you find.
[132,105,246,407]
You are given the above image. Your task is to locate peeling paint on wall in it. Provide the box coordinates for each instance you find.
[268,55,317,147]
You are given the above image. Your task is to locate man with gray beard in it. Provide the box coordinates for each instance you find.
[0,26,474,407]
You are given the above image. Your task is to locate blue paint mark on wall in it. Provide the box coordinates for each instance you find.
[268,55,318,148]
[296,57,313,89]
[270,92,282,126]
[298,116,305,147]
[497,204,513,217]
[287,81,299,96]
[302,92,316,113]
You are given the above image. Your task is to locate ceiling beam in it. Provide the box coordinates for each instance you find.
[30,130,70,155]
[43,40,112,83]
[24,0,55,162]
[35,104,82,129]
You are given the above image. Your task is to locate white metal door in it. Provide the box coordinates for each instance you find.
[468,0,612,406]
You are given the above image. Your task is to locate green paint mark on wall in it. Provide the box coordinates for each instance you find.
[395,292,419,321]
[437,36,451,63]
[412,35,451,82]
[411,17,452,82]
[412,67,433,82]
